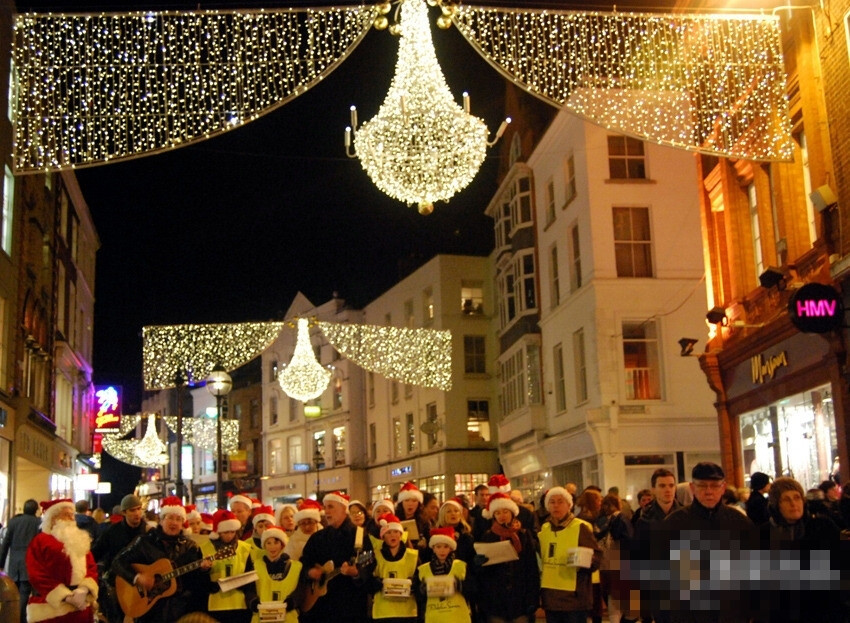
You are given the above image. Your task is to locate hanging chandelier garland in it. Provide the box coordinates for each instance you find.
[278,318,333,402]
[451,5,792,162]
[346,0,508,213]
[102,414,168,468]
[10,2,790,172]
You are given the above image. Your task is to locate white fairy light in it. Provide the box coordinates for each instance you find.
[163,416,239,454]
[346,0,508,213]
[278,318,332,402]
[102,414,169,468]
[135,414,169,465]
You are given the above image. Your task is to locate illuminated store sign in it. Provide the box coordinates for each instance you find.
[789,283,843,333]
[92,385,122,432]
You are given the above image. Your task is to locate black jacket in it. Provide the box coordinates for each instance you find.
[0,512,41,581]
[92,519,148,580]
[111,526,210,622]
[746,492,770,526]
[473,527,539,619]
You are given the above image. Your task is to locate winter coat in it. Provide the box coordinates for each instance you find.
[473,526,539,619]
[0,511,41,581]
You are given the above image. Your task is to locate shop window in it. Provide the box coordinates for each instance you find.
[607,135,646,180]
[613,207,653,278]
[467,399,490,442]
[332,426,346,466]
[313,431,326,469]
[461,280,484,315]
[287,435,302,473]
[622,320,661,400]
[269,439,284,475]
[455,473,491,502]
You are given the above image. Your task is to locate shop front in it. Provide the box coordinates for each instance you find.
[14,422,76,508]
[701,319,847,490]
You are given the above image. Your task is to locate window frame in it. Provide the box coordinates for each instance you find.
[613,206,654,278]
[607,135,647,180]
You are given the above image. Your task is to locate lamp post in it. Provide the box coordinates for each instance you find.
[313,448,324,500]
[174,371,186,500]
[207,364,232,510]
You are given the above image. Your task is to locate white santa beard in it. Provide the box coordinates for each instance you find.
[50,520,91,585]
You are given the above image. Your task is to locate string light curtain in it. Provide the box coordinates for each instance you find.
[12,5,378,172]
[452,6,792,161]
[143,321,286,390]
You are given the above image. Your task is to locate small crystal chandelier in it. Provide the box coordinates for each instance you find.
[346,0,509,215]
[278,318,332,402]
[134,414,169,466]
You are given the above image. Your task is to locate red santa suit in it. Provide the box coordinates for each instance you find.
[26,500,99,623]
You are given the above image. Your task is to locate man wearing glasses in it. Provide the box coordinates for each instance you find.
[655,462,755,623]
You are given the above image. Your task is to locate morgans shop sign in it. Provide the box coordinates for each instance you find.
[788,283,843,333]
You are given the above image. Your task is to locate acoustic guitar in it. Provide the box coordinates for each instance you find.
[115,544,236,618]
[301,549,374,613]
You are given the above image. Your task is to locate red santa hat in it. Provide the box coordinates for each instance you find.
[159,496,187,520]
[294,499,322,524]
[261,526,288,549]
[397,481,423,504]
[185,504,201,522]
[323,490,350,509]
[40,498,75,528]
[488,474,511,494]
[251,497,263,509]
[253,505,276,527]
[482,492,519,519]
[378,513,403,538]
[544,487,573,510]
[440,497,465,512]
[200,513,214,532]
[228,493,253,511]
[428,526,457,551]
[372,499,395,517]
[211,509,242,538]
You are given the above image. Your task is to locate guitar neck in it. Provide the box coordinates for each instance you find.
[161,553,215,583]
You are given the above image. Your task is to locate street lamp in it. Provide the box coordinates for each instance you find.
[174,371,186,500]
[313,448,324,500]
[207,364,232,509]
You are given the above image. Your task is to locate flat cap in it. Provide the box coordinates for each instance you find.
[692,462,725,481]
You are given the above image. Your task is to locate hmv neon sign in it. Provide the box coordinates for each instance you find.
[789,283,843,333]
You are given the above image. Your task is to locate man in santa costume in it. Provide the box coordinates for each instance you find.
[25,498,99,623]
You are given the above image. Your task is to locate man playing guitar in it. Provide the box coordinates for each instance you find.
[299,492,374,623]
[111,497,213,621]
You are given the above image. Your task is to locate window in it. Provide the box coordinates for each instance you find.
[613,207,653,277]
[392,417,402,458]
[368,372,375,408]
[553,343,567,412]
[464,335,486,374]
[404,299,414,328]
[498,269,516,327]
[564,154,577,205]
[0,297,5,386]
[56,264,66,337]
[250,398,260,428]
[425,402,438,449]
[269,360,279,382]
[269,439,284,475]
[748,184,764,278]
[332,426,346,466]
[550,246,560,309]
[270,396,278,426]
[569,222,582,292]
[333,377,343,410]
[405,412,416,452]
[494,202,511,250]
[501,350,525,416]
[623,320,661,400]
[369,423,377,462]
[313,431,326,469]
[287,435,302,472]
[467,400,490,442]
[2,166,15,255]
[573,329,588,404]
[233,403,243,424]
[545,177,556,225]
[509,175,533,231]
[404,383,413,399]
[517,252,537,311]
[509,132,521,166]
[795,131,817,246]
[461,280,484,315]
[385,312,392,326]
[289,397,298,422]
[607,135,646,179]
[423,287,434,323]
[391,381,399,404]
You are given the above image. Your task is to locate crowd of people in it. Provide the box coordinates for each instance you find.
[1,463,848,623]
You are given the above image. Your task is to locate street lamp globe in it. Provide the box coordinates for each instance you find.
[207,365,233,398]
[207,364,232,509]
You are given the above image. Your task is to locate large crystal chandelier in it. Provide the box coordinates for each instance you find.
[102,414,169,468]
[346,0,508,214]
[278,318,332,402]
[135,414,169,465]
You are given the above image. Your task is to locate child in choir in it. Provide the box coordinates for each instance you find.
[369,513,420,623]
[284,499,322,562]
[417,527,472,623]
[203,509,256,623]
[250,506,278,562]
[249,525,302,623]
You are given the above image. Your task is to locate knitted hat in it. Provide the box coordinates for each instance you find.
[750,472,771,491]
[378,513,403,538]
[121,494,143,512]
[372,499,395,517]
[253,505,276,527]
[40,499,74,528]
[185,504,201,522]
[200,513,214,532]
[211,509,241,538]
[428,526,457,550]
[261,526,288,549]
[397,482,423,504]
[482,492,519,519]
[323,491,350,509]
[544,487,573,510]
[228,494,253,511]
[160,496,187,520]
[294,499,322,524]
[488,474,511,494]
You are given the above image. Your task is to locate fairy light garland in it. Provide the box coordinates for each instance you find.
[452,6,792,161]
[102,414,168,468]
[163,416,239,454]
[347,0,506,213]
[318,320,452,390]
[278,318,332,402]
[12,5,378,172]
[143,321,286,390]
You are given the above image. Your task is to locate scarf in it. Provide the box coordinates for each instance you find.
[491,520,522,554]
[429,552,455,576]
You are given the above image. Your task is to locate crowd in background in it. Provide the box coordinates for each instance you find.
[1,464,848,623]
